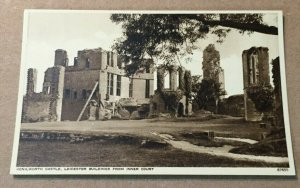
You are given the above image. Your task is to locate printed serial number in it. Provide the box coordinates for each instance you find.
[277,168,289,172]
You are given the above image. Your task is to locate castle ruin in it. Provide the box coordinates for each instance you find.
[22,48,154,122]
[202,44,225,92]
[150,64,192,117]
[242,47,270,121]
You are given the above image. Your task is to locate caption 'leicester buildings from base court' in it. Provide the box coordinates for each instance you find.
[22,48,154,122]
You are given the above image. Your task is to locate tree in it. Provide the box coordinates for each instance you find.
[110,13,278,75]
[159,89,183,117]
[272,57,284,127]
[193,79,226,112]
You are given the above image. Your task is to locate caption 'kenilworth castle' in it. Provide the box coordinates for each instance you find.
[22,44,278,123]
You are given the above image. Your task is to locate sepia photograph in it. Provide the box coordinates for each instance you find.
[10,10,295,175]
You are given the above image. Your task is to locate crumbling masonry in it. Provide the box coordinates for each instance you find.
[149,65,192,117]
[22,48,154,122]
[202,44,225,92]
[242,47,270,121]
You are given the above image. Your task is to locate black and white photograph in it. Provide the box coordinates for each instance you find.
[10,10,295,175]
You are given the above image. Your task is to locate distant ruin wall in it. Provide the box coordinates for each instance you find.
[22,94,52,122]
[26,68,37,96]
[22,66,65,123]
[242,47,270,121]
[219,95,245,117]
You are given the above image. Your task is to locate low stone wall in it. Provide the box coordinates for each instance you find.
[19,131,147,145]
[22,94,54,122]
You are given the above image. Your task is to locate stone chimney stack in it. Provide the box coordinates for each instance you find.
[54,49,69,67]
[26,68,37,96]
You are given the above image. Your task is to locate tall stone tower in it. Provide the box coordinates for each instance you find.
[26,68,37,96]
[202,44,225,94]
[242,47,270,121]
[54,49,69,67]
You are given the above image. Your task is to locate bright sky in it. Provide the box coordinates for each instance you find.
[23,11,279,96]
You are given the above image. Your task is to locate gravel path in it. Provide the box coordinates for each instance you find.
[153,132,289,164]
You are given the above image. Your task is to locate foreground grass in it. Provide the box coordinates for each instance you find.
[17,139,288,168]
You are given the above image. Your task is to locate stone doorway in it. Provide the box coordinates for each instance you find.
[177,102,184,117]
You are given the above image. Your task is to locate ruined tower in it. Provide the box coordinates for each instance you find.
[151,64,192,117]
[26,68,37,96]
[43,66,65,121]
[242,47,270,121]
[202,44,225,92]
[54,49,69,67]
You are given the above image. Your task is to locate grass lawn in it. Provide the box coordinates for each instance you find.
[17,138,288,168]
[17,117,289,167]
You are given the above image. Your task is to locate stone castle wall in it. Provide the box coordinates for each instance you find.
[23,47,155,122]
[22,66,65,122]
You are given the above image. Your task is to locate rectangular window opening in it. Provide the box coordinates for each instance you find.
[116,75,121,96]
[111,52,114,67]
[82,89,87,99]
[145,79,150,98]
[129,78,133,97]
[107,73,114,96]
[110,73,114,95]
[86,58,90,68]
[107,53,110,66]
[73,91,77,99]
[64,89,70,98]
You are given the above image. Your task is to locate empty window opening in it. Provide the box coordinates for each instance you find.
[82,89,87,99]
[164,71,170,89]
[145,79,150,98]
[64,89,70,98]
[111,52,114,67]
[107,53,110,66]
[129,78,133,97]
[116,75,121,96]
[73,91,77,99]
[74,57,78,66]
[107,73,114,95]
[85,58,90,68]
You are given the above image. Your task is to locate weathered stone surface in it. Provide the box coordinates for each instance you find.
[23,46,155,122]
[130,110,141,120]
[98,108,112,120]
[118,98,138,107]
[118,108,130,119]
[88,106,97,120]
[242,47,270,121]
[159,113,172,118]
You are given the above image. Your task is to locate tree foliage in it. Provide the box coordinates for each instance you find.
[247,85,274,113]
[160,89,184,113]
[272,57,284,127]
[184,70,192,99]
[110,13,278,75]
[272,57,281,95]
[193,79,226,110]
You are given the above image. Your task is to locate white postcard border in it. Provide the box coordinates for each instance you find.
[10,10,296,176]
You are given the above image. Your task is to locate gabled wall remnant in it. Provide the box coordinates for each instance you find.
[242,47,270,121]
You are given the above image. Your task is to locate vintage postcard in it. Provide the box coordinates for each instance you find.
[10,10,295,175]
